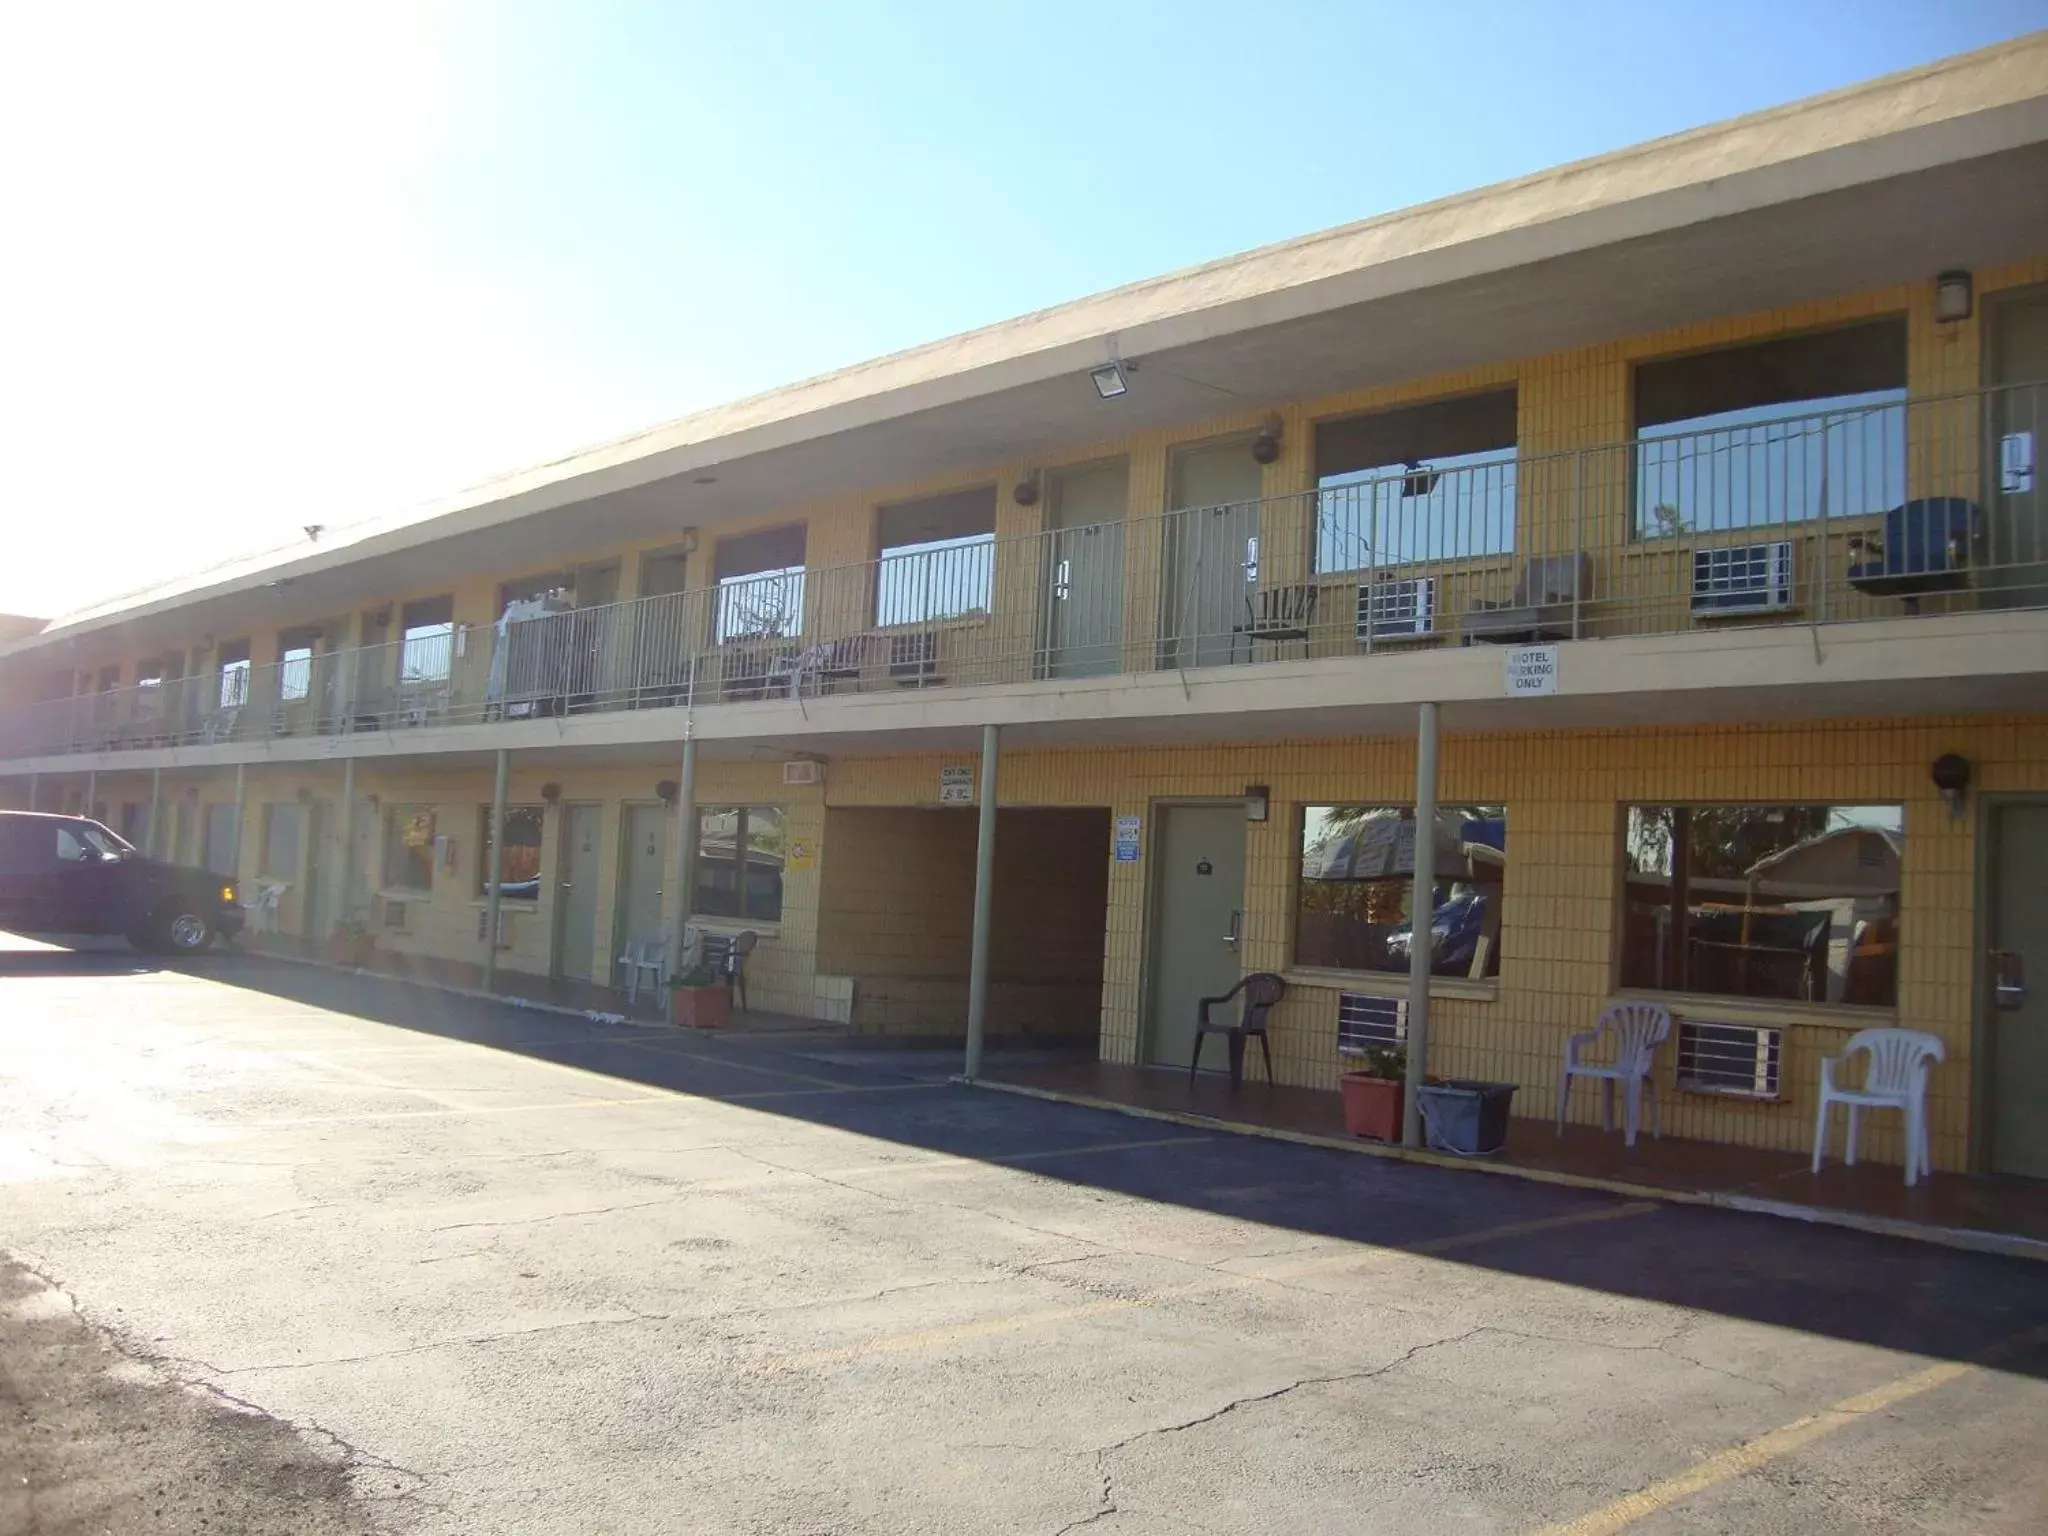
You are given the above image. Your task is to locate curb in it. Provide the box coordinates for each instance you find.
[969,1076,2048,1266]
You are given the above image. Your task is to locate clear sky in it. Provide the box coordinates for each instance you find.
[1,1,2040,621]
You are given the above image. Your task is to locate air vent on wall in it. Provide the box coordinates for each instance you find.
[1676,1019,1783,1099]
[1337,993,1407,1055]
[783,760,823,787]
[1357,577,1436,640]
[1692,541,1793,616]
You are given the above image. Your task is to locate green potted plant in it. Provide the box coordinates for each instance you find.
[328,916,376,969]
[667,959,729,1030]
[1339,1045,1406,1142]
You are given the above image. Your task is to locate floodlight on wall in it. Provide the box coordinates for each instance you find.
[1931,753,1971,819]
[1934,269,1973,323]
[1090,361,1129,399]
[540,782,562,804]
[1251,417,1284,466]
[655,779,680,806]
[1013,472,1040,507]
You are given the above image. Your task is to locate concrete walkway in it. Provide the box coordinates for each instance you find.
[4,948,2046,1533]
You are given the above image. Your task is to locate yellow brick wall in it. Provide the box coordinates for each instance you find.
[52,257,2048,701]
[814,805,1107,1035]
[57,708,2044,1171]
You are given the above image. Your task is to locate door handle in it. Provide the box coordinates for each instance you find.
[1223,910,1241,951]
[1993,950,2026,1011]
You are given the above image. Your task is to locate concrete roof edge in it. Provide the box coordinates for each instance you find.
[14,29,2046,657]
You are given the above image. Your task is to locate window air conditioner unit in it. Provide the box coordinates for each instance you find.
[890,630,939,686]
[380,898,409,932]
[782,760,823,787]
[1337,993,1408,1055]
[1676,1019,1783,1099]
[1356,577,1437,641]
[1691,541,1793,616]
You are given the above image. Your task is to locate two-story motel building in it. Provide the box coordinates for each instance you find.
[4,36,2047,1181]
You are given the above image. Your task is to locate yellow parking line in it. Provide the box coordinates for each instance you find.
[1256,1200,1659,1280]
[1530,1322,2048,1535]
[759,1298,1151,1371]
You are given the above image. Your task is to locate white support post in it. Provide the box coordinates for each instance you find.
[1402,701,1440,1149]
[484,748,509,991]
[963,724,1001,1079]
[148,768,163,858]
[232,764,248,886]
[334,756,356,940]
[84,771,96,823]
[669,733,700,978]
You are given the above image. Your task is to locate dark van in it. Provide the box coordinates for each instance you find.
[0,811,244,954]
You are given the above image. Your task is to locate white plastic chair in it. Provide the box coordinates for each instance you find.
[252,883,286,935]
[1556,1001,1671,1148]
[615,938,665,1007]
[1811,1027,1944,1187]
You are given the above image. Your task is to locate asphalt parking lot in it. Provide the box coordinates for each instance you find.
[3,944,2046,1535]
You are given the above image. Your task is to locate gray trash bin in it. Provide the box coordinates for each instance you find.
[1415,1079,1517,1156]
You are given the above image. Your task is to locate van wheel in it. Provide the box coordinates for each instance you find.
[157,904,215,955]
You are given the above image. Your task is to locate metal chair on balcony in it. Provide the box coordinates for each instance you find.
[1811,1027,1943,1187]
[1233,584,1318,663]
[1189,972,1287,1088]
[1463,553,1591,644]
[1556,1001,1671,1148]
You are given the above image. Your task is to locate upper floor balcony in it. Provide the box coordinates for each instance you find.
[3,381,2042,764]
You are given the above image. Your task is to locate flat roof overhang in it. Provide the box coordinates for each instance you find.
[10,611,2042,778]
[11,35,2048,664]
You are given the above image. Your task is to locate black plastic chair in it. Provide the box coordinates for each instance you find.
[699,929,758,1011]
[1189,972,1287,1087]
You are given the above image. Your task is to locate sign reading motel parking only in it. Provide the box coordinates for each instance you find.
[1504,645,1558,696]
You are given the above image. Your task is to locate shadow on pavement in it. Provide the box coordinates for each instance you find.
[77,949,2048,1380]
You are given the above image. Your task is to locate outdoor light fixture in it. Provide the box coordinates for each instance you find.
[1251,416,1284,466]
[540,782,563,804]
[1013,472,1041,507]
[1930,753,1972,819]
[655,779,679,805]
[1934,269,1973,323]
[1090,360,1129,399]
[1244,785,1271,823]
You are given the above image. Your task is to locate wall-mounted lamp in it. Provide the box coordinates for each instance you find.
[1013,472,1040,507]
[540,781,563,804]
[1251,415,1284,466]
[1930,753,1971,819]
[1244,785,1271,823]
[1090,360,1129,400]
[1934,269,1973,324]
[655,778,680,806]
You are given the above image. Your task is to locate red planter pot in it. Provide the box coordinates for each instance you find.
[1339,1072,1405,1142]
[669,985,730,1030]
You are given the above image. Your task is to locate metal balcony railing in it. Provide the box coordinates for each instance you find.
[3,381,2041,761]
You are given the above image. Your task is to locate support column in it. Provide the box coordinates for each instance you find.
[1402,702,1439,1149]
[231,765,248,885]
[148,768,163,859]
[26,774,38,812]
[483,748,509,991]
[963,724,1002,1079]
[333,756,356,939]
[669,733,700,977]
[84,770,96,823]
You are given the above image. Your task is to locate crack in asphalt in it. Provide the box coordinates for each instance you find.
[426,1194,682,1233]
[216,1310,674,1377]
[12,1253,442,1514]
